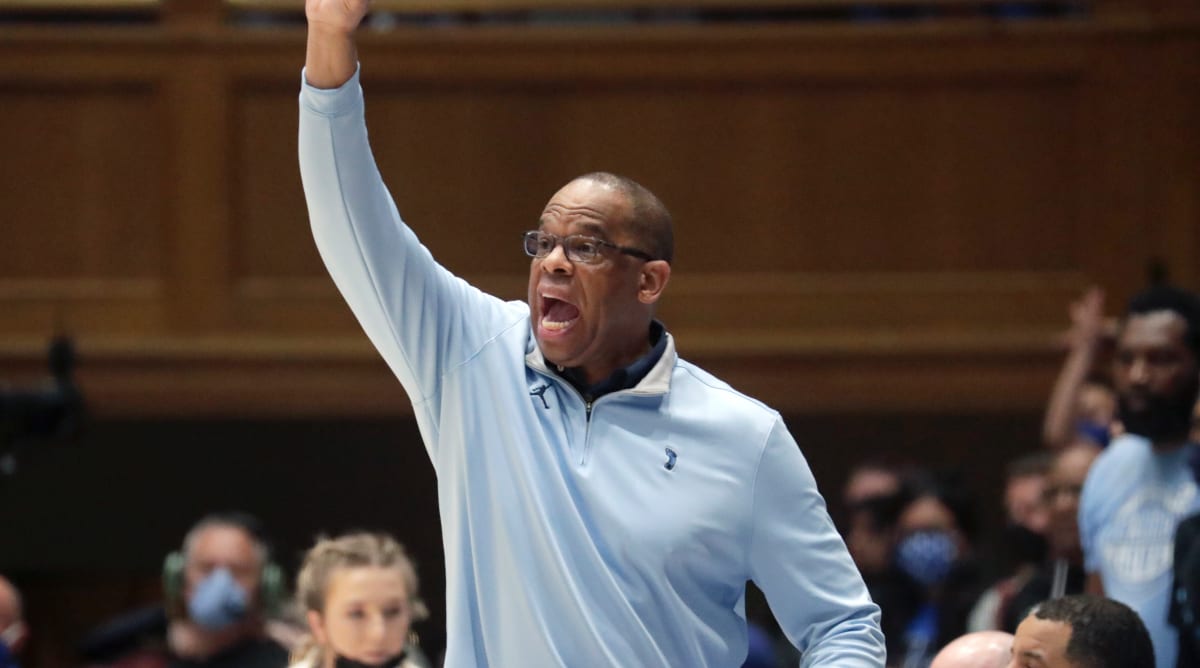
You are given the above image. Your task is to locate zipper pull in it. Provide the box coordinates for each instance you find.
[585,400,593,420]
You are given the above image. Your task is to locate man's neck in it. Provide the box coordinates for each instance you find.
[580,342,652,386]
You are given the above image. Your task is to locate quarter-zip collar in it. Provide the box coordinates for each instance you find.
[526,320,674,398]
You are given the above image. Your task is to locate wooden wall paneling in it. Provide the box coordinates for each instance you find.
[690,347,1063,413]
[0,47,170,341]
[0,23,1197,417]
[1073,32,1190,308]
[1148,35,1200,290]
[225,46,375,335]
[346,30,1097,335]
[71,339,410,417]
[164,53,234,333]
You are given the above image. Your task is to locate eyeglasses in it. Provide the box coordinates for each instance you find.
[523,230,655,265]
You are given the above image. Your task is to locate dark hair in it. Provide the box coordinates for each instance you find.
[1126,285,1200,358]
[1007,451,1054,479]
[577,171,674,264]
[1032,595,1155,668]
[183,511,271,567]
[902,470,979,543]
[849,490,909,534]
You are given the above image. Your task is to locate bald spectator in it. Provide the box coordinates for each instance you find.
[930,631,1013,668]
[0,575,26,668]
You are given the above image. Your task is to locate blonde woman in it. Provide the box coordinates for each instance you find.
[290,533,430,668]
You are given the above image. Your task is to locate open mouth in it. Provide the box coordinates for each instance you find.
[540,296,580,332]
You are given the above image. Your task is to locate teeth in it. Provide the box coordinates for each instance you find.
[541,316,575,331]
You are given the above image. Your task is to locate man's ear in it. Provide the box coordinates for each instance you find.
[638,260,671,305]
[306,609,328,645]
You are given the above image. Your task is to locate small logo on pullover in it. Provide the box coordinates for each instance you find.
[664,448,678,471]
[530,384,551,409]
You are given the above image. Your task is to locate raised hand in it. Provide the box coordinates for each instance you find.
[1066,286,1108,351]
[306,0,371,35]
[304,0,369,89]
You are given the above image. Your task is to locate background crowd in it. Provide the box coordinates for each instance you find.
[3,283,1198,667]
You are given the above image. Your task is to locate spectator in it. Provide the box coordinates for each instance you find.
[929,631,1012,668]
[1079,286,1200,668]
[1010,594,1154,668]
[968,452,1052,632]
[840,485,915,661]
[999,443,1100,632]
[891,476,987,668]
[163,513,290,666]
[841,460,909,578]
[0,575,26,668]
[289,532,430,668]
[845,460,905,509]
[79,512,289,667]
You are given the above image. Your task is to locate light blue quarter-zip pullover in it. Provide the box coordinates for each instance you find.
[299,68,884,668]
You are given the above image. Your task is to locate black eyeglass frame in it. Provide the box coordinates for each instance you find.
[522,230,656,264]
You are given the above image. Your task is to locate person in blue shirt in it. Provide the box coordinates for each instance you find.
[1079,285,1200,668]
[299,1,885,666]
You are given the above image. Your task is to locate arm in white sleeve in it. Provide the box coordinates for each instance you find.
[749,419,886,667]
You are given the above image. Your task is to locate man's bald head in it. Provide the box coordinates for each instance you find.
[930,630,1014,668]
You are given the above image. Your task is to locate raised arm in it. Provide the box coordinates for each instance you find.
[299,0,521,413]
[1042,287,1108,449]
[305,0,366,89]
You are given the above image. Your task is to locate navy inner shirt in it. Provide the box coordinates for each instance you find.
[555,320,667,402]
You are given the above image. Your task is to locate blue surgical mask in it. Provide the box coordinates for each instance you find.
[187,567,249,629]
[1076,419,1111,447]
[895,529,959,587]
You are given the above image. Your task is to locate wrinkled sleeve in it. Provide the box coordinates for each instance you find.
[298,67,517,408]
[749,419,886,667]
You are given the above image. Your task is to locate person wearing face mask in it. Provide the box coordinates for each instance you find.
[164,513,290,668]
[289,533,430,668]
[77,514,290,667]
[1078,286,1200,668]
[890,476,987,668]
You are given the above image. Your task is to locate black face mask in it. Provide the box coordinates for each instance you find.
[333,652,406,668]
[1119,373,1200,444]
